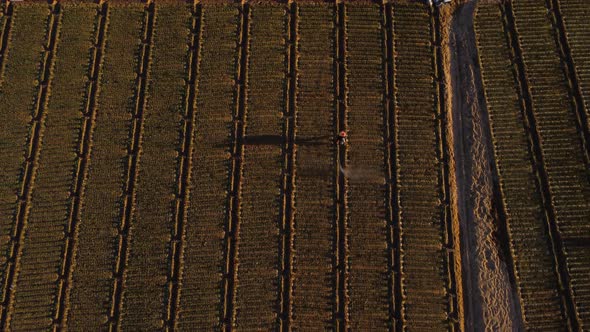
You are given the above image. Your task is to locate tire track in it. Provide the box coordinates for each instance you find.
[164,3,202,330]
[333,2,348,330]
[381,3,401,331]
[277,2,296,330]
[430,4,459,330]
[220,2,249,330]
[0,2,60,329]
[51,4,107,329]
[502,2,578,330]
[107,2,155,330]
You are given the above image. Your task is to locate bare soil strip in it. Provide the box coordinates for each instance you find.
[165,3,202,330]
[431,5,460,329]
[277,2,297,330]
[108,3,155,329]
[54,3,107,329]
[333,2,348,330]
[221,3,249,330]
[0,2,59,329]
[448,1,522,330]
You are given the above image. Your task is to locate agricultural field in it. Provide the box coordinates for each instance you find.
[0,0,587,331]
[473,0,590,330]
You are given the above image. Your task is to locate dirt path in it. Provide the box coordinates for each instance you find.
[446,1,523,331]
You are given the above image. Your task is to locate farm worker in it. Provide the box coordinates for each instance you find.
[337,131,347,145]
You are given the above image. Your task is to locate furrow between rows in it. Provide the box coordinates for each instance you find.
[334,2,348,331]
[277,2,297,330]
[163,3,200,330]
[382,3,401,331]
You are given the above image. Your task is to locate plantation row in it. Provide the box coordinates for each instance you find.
[512,0,590,328]
[178,4,239,330]
[475,0,590,330]
[233,3,287,330]
[0,1,460,330]
[391,2,455,331]
[0,2,62,330]
[69,3,147,330]
[344,3,390,330]
[474,5,567,330]
[291,4,336,329]
[557,0,590,155]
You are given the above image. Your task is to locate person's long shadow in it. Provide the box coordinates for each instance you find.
[214,135,333,148]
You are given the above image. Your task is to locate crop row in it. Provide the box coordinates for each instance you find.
[344,3,390,330]
[219,2,249,329]
[557,0,590,162]
[474,4,566,329]
[511,0,590,328]
[291,4,336,330]
[233,4,287,331]
[56,3,106,329]
[120,3,191,331]
[66,3,145,329]
[391,2,451,330]
[109,2,155,329]
[11,3,100,331]
[0,3,48,327]
[175,4,240,330]
[163,2,200,330]
[559,2,590,106]
[0,2,58,330]
[0,2,467,330]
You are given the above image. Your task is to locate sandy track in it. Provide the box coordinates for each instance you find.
[446,1,523,330]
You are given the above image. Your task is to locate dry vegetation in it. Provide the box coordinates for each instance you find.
[0,0,587,330]
[474,0,590,330]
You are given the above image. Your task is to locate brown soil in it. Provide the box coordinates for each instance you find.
[446,1,523,331]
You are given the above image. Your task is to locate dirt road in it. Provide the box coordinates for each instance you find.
[446,1,523,330]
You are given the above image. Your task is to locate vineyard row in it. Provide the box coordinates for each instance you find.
[475,0,590,329]
[0,2,460,331]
